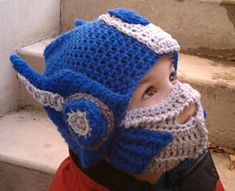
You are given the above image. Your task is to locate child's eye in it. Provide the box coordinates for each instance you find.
[169,71,177,81]
[143,87,156,99]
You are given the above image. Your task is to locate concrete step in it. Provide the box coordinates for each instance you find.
[0,109,68,191]
[178,54,235,149]
[60,0,235,61]
[16,38,235,148]
[0,109,234,190]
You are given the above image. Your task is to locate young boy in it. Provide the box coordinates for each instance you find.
[10,8,224,191]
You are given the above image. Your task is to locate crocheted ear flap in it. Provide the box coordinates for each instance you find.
[62,99,111,167]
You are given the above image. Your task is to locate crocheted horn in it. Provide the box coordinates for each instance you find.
[10,54,64,111]
[62,97,114,167]
[10,54,46,90]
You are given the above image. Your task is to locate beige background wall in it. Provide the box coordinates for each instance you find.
[0,0,60,116]
[61,0,235,60]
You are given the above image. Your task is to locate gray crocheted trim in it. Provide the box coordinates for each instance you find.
[18,74,64,111]
[123,83,208,172]
[66,93,114,150]
[123,83,201,128]
[67,111,91,137]
[99,13,180,54]
[18,74,114,149]
[66,93,114,133]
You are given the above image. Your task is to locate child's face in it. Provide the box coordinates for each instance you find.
[129,56,178,110]
[129,56,196,125]
[128,56,199,184]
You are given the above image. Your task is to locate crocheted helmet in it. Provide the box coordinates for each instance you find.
[10,8,180,172]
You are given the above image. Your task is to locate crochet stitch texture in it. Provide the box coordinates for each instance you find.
[10,8,182,172]
[114,83,208,173]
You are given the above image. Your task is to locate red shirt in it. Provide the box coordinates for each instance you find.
[48,156,109,191]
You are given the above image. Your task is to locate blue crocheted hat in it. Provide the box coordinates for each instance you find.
[10,8,180,172]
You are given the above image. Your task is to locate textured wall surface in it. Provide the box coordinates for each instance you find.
[0,0,60,116]
[61,0,235,60]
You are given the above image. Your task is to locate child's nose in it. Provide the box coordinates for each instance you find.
[175,103,197,124]
[172,79,180,86]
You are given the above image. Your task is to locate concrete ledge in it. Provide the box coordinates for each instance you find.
[0,160,53,191]
[0,109,68,175]
[17,38,54,60]
[0,109,67,191]
[178,54,235,89]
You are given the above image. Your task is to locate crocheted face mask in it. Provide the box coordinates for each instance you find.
[108,83,208,173]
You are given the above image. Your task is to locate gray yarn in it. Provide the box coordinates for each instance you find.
[123,83,208,172]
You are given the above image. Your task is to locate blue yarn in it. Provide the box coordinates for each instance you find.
[203,109,208,119]
[108,8,150,25]
[108,126,173,173]
[10,54,45,89]
[171,51,178,71]
[43,20,162,95]
[46,103,112,168]
[10,8,179,172]
[63,99,108,146]
[74,19,88,27]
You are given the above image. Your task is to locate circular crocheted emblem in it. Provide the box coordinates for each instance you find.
[67,111,91,136]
